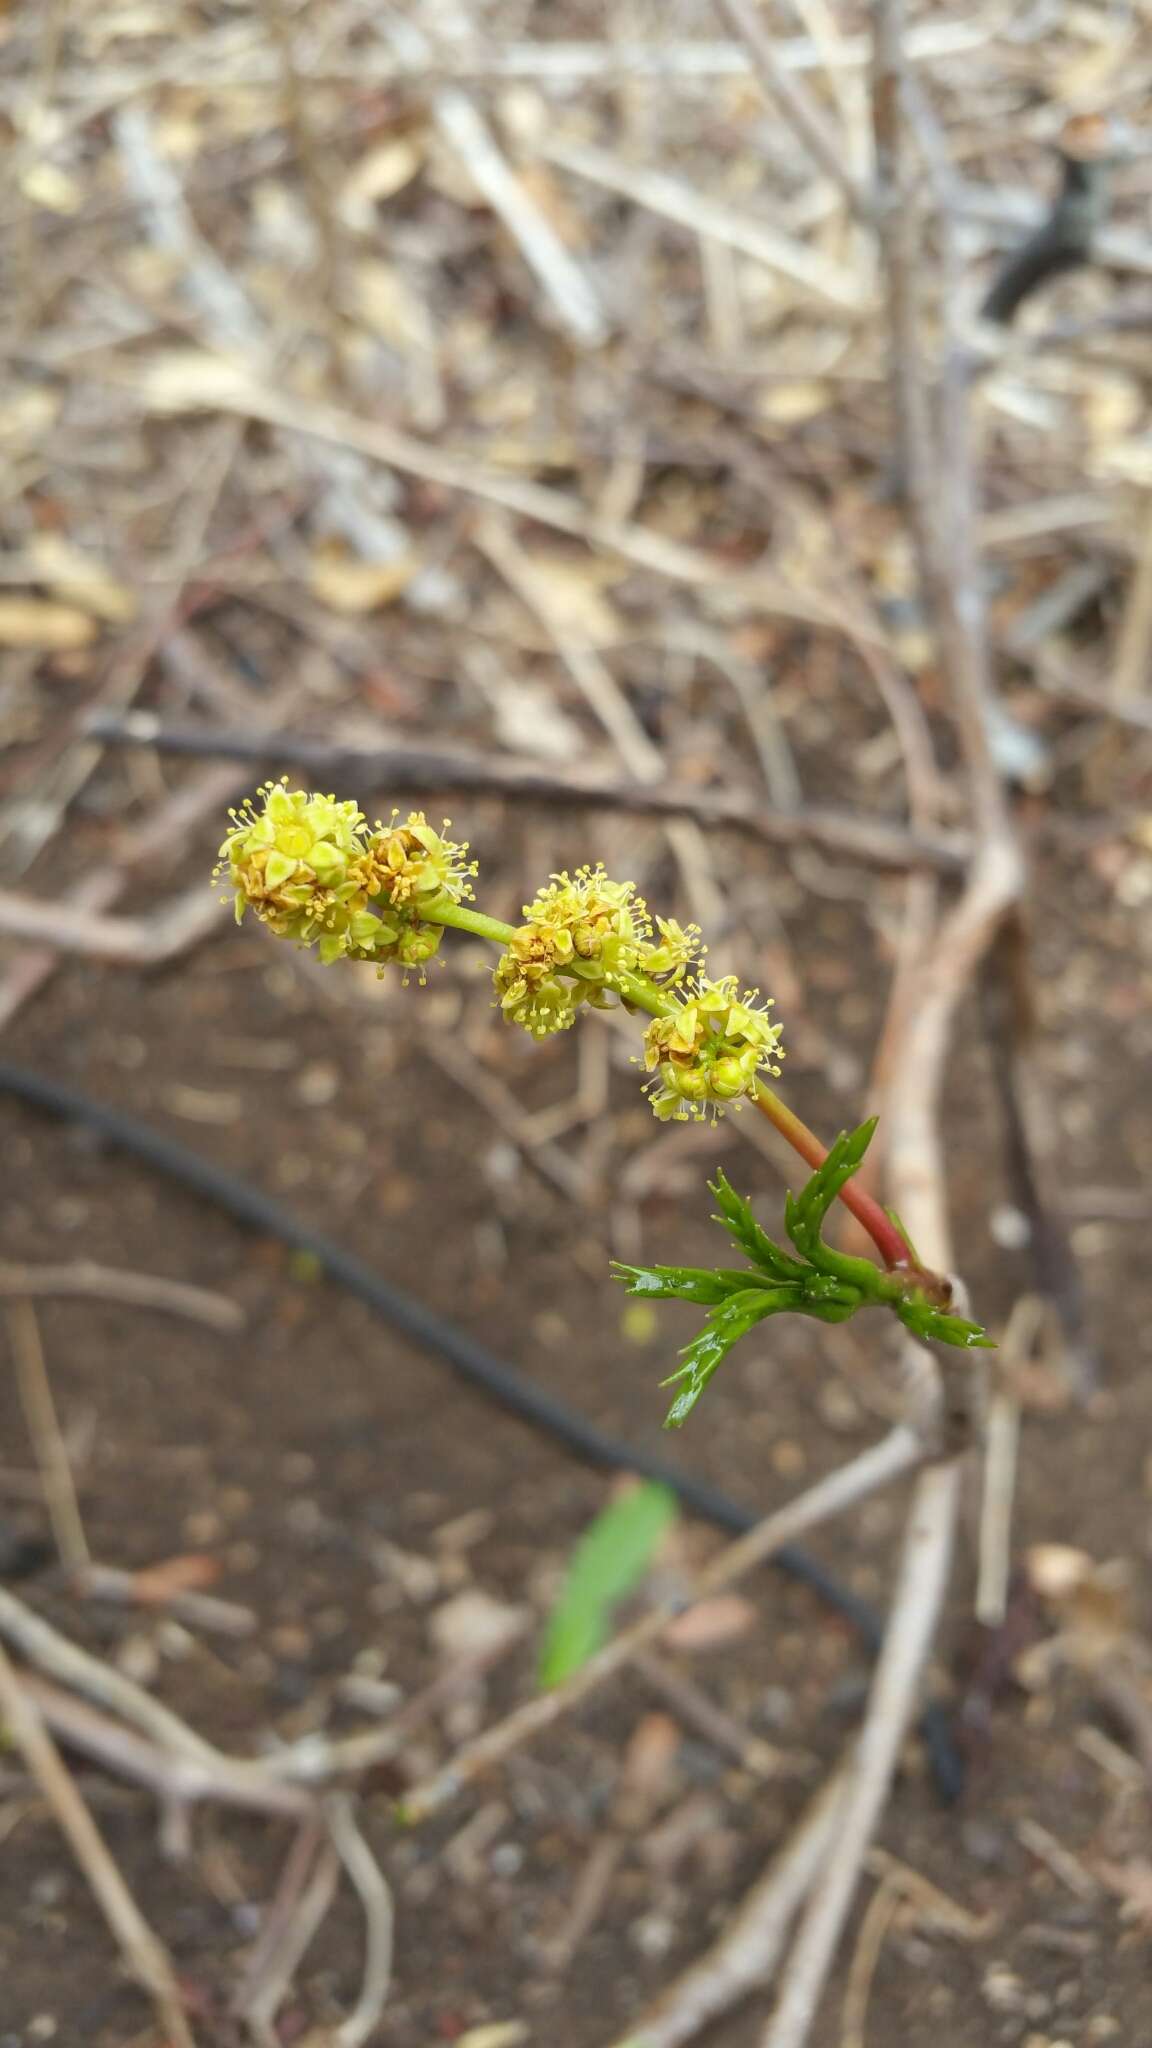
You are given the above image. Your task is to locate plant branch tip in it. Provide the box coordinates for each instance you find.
[618,1125,990,1428]
[214,790,988,1437]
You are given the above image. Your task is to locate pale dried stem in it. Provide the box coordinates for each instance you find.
[433,88,609,347]
[88,713,968,874]
[125,354,862,616]
[838,1868,902,2048]
[239,1833,341,2038]
[1110,490,1152,701]
[115,105,263,352]
[761,1459,960,2048]
[327,1792,395,2047]
[751,9,1025,2035]
[884,839,1022,1271]
[227,1619,531,1790]
[0,420,244,880]
[614,1765,848,2048]
[6,1298,89,1575]
[0,1583,228,1767]
[0,703,297,1036]
[80,1563,256,1639]
[0,1259,245,1333]
[539,136,864,310]
[0,883,226,964]
[256,0,348,375]
[0,1641,197,2048]
[715,0,867,216]
[19,1671,313,1820]
[975,1292,1045,1627]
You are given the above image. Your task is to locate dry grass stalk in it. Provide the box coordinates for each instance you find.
[433,88,609,348]
[0,1640,197,2048]
[0,1259,245,1333]
[6,1298,89,1576]
[760,1461,959,2048]
[325,1792,396,2047]
[613,1767,848,2048]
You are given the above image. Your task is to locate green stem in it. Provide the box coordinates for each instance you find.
[427,900,518,945]
[423,897,917,1274]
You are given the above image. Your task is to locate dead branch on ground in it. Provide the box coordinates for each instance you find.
[0,1639,197,2048]
[85,713,967,873]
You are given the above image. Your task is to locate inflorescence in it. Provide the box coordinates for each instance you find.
[641,976,783,1122]
[216,784,783,1120]
[494,865,699,1039]
[215,781,476,980]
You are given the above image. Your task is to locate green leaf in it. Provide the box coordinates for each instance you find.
[783,1122,883,1284]
[661,1286,798,1428]
[884,1205,920,1265]
[709,1171,806,1282]
[611,1262,753,1306]
[539,1482,679,1686]
[895,1297,995,1349]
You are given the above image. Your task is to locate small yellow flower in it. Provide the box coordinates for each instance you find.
[523,867,700,987]
[217,782,368,905]
[492,925,582,1038]
[365,812,477,909]
[217,781,409,968]
[643,915,701,984]
[216,782,384,951]
[495,865,703,1040]
[641,974,783,1122]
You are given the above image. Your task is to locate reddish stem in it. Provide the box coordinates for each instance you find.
[752,1084,913,1271]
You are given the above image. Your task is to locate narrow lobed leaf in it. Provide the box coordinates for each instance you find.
[661,1286,797,1428]
[611,1262,752,1306]
[784,1120,880,1272]
[709,1171,806,1282]
[895,1298,995,1350]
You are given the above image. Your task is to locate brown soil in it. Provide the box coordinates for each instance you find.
[1,761,1151,2048]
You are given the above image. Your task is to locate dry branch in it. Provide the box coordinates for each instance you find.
[326,1793,395,2047]
[539,137,865,309]
[474,510,724,929]
[760,1460,959,2047]
[20,1672,312,1822]
[714,0,867,217]
[615,1766,848,2048]
[0,885,226,965]
[0,1584,229,1768]
[0,756,270,1036]
[85,714,966,874]
[0,1642,197,2048]
[433,89,609,347]
[6,1298,89,1576]
[0,1259,245,1333]
[746,6,1030,2037]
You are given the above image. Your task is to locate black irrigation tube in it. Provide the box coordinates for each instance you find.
[0,1062,964,1801]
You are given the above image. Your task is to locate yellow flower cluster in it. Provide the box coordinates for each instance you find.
[216,791,786,1123]
[368,811,477,910]
[493,866,699,1040]
[642,975,784,1121]
[215,783,473,975]
[215,783,385,965]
